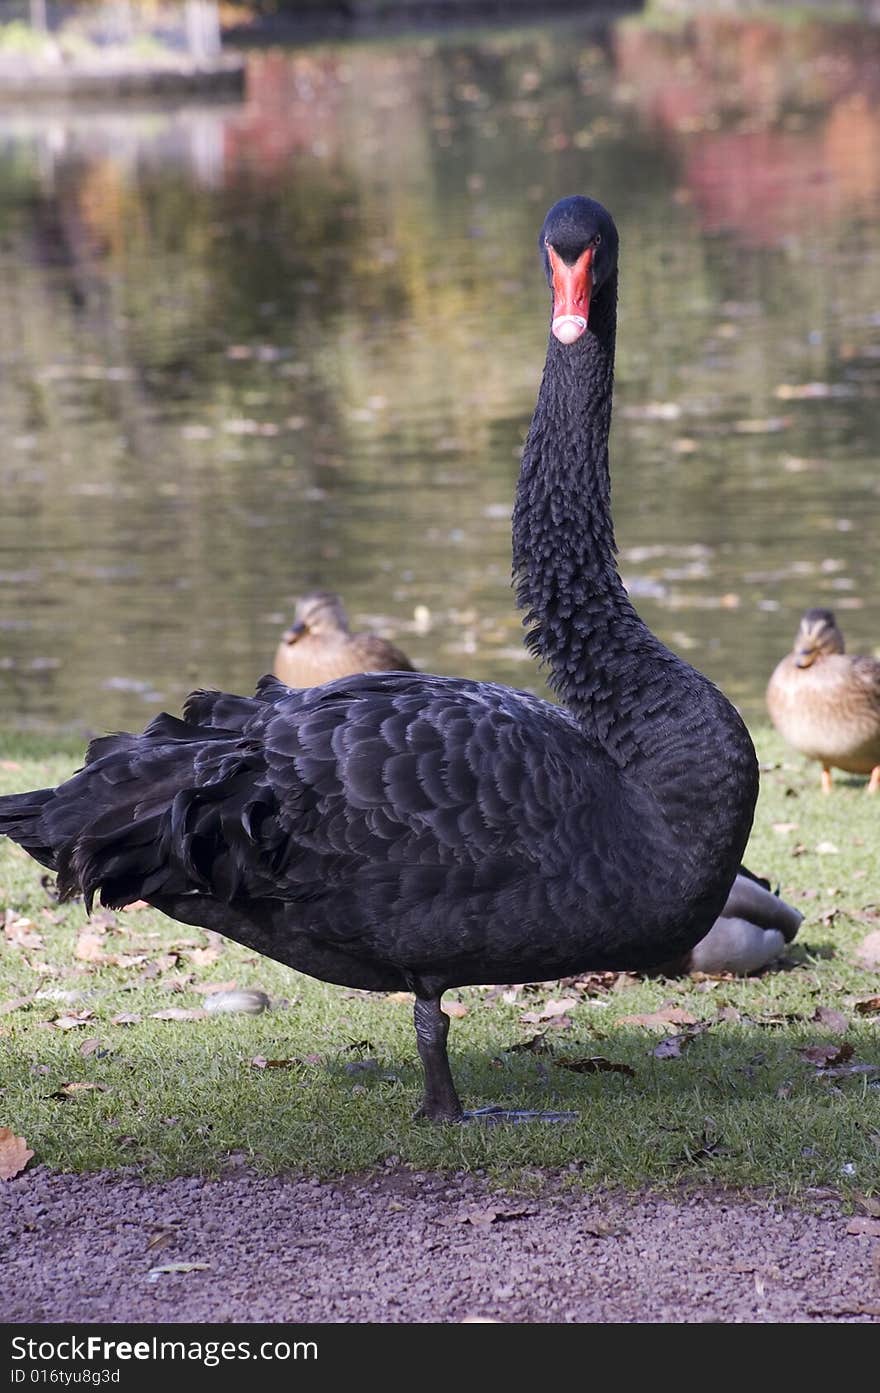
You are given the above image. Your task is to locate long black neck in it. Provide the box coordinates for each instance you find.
[513,273,757,861]
[513,271,651,731]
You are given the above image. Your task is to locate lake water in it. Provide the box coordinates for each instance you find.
[0,7,878,736]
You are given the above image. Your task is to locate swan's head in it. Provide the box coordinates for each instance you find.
[539,196,619,345]
[792,607,845,668]
[282,591,349,645]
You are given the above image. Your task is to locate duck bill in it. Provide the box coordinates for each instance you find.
[283,622,306,646]
[794,649,816,669]
[549,245,593,344]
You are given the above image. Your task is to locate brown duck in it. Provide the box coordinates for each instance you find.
[766,607,880,793]
[272,591,415,689]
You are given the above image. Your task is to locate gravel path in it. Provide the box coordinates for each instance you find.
[3,1166,879,1324]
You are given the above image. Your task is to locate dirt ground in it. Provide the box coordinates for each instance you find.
[2,1165,879,1324]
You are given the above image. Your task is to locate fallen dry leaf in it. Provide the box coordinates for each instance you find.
[50,1082,108,1100]
[203,990,269,1016]
[150,1008,208,1022]
[853,996,880,1016]
[444,1001,468,1019]
[653,1035,687,1059]
[250,1057,298,1070]
[554,1056,635,1077]
[111,1012,142,1026]
[0,1127,34,1180]
[520,997,578,1025]
[122,900,150,912]
[504,1032,550,1054]
[0,995,34,1016]
[459,1205,535,1227]
[582,1218,624,1238]
[618,1006,698,1029]
[856,932,880,969]
[183,947,220,967]
[52,1011,94,1031]
[145,1229,178,1252]
[3,913,44,950]
[846,1217,880,1237]
[853,1192,880,1218]
[798,1042,854,1068]
[79,1038,105,1058]
[812,1006,849,1035]
[147,1262,210,1278]
[75,933,108,963]
[190,979,238,996]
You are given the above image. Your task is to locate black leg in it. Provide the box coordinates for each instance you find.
[412,994,464,1122]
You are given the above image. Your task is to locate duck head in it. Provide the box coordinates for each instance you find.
[792,607,845,669]
[282,591,350,645]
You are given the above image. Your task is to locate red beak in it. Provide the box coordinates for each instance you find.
[548,244,593,343]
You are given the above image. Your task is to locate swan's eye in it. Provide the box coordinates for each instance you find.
[593,233,602,246]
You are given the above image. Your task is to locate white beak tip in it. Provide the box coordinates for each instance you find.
[552,315,588,344]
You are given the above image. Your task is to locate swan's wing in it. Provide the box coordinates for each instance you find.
[25,672,630,923]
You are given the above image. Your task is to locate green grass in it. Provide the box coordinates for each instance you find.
[0,727,878,1195]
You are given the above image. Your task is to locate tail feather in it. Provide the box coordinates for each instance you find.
[0,787,60,870]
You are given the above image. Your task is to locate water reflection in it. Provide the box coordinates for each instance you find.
[0,9,878,736]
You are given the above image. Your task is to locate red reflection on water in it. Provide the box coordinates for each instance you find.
[616,16,880,246]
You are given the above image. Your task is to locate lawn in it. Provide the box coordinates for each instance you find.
[0,727,878,1195]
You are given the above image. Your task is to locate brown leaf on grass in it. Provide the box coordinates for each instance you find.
[504,1032,550,1054]
[122,900,150,912]
[50,1082,108,1100]
[79,1038,105,1058]
[854,996,880,1016]
[110,1012,142,1026]
[0,1128,34,1179]
[798,1042,854,1068]
[444,1001,468,1019]
[75,933,109,963]
[554,1056,635,1077]
[203,990,269,1016]
[385,991,414,1004]
[845,1217,880,1238]
[250,1057,298,1070]
[520,997,578,1024]
[0,995,34,1015]
[617,1006,698,1029]
[51,1011,94,1031]
[653,1035,687,1059]
[3,913,44,950]
[190,979,238,996]
[89,909,118,931]
[714,1006,741,1024]
[812,1007,849,1035]
[856,931,880,968]
[150,1008,208,1022]
[183,947,220,968]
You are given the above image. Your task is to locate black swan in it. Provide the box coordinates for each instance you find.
[273,591,415,688]
[273,600,793,974]
[0,196,760,1121]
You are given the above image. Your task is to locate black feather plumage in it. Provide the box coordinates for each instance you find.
[0,197,759,1120]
